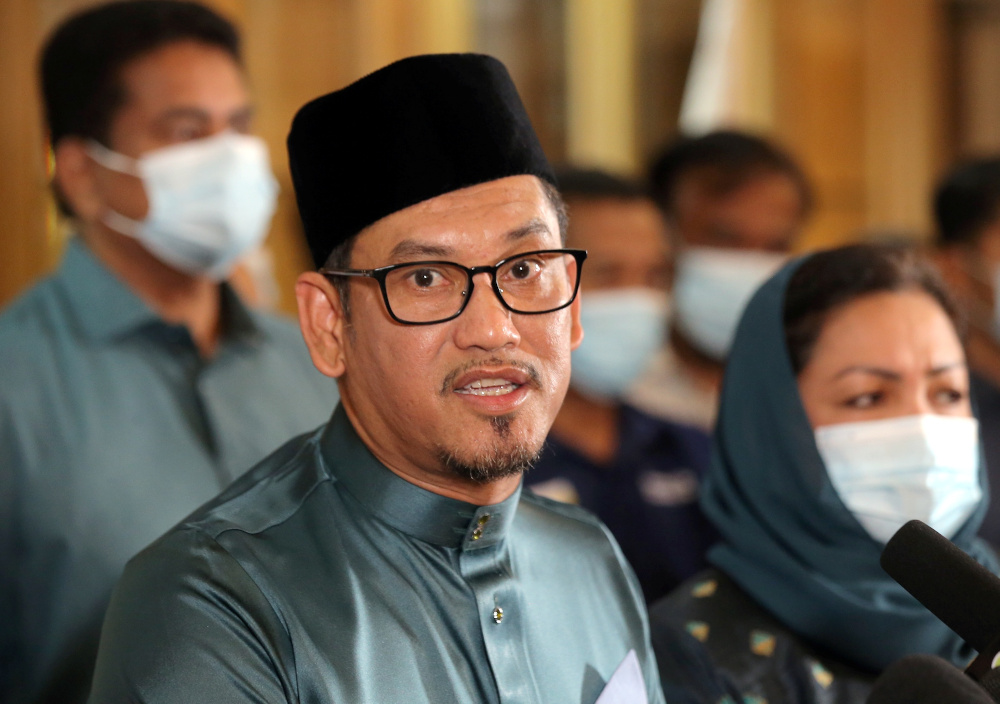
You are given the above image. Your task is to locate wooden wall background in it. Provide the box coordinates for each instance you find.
[3,0,1000,313]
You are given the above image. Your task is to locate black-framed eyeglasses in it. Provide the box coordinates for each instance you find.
[321,248,587,325]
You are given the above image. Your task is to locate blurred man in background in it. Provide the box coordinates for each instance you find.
[629,130,812,429]
[933,156,1000,545]
[0,3,333,702]
[529,168,717,603]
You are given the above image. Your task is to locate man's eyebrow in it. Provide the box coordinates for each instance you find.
[157,107,212,123]
[156,105,255,125]
[387,218,552,262]
[388,240,454,261]
[506,218,552,242]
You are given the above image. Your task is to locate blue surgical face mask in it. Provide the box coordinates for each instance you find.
[88,132,279,280]
[571,288,670,401]
[815,414,982,544]
[672,246,786,360]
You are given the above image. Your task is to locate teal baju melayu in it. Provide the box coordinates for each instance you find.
[0,238,337,704]
[88,406,665,704]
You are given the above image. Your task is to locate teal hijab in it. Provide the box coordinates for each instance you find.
[703,255,998,673]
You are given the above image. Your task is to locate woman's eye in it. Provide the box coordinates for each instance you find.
[932,388,965,405]
[845,392,881,409]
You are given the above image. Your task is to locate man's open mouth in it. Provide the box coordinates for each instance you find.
[454,378,521,397]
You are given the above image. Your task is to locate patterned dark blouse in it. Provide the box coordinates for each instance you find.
[649,569,878,704]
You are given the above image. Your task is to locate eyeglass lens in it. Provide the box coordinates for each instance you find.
[383,251,578,323]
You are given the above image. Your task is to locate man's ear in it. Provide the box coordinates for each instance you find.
[52,137,103,222]
[296,272,348,378]
[569,292,584,350]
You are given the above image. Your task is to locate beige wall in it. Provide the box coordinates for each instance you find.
[0,0,473,314]
[0,0,985,310]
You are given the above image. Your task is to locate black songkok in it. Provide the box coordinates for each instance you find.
[287,53,556,268]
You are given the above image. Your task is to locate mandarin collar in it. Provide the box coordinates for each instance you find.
[319,406,521,550]
[58,237,263,346]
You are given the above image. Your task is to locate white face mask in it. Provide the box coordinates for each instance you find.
[88,132,279,280]
[571,288,669,401]
[815,414,982,544]
[672,246,786,360]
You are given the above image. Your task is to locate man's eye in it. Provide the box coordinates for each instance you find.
[508,258,542,280]
[410,269,440,287]
[162,121,208,143]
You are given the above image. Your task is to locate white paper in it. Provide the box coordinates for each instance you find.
[595,649,648,704]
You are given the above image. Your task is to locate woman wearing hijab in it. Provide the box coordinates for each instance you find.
[649,243,998,704]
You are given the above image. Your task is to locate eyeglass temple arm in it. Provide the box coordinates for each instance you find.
[319,268,375,277]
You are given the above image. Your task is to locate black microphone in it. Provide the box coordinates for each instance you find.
[881,519,1000,701]
[881,519,1000,656]
[867,654,995,703]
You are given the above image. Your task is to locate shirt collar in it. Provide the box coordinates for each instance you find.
[319,405,521,550]
[58,237,263,346]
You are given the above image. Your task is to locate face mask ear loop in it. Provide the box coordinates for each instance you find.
[86,140,142,177]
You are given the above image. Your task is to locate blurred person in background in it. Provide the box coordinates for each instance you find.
[629,130,812,430]
[0,3,334,702]
[528,167,717,603]
[651,243,994,704]
[933,156,1000,546]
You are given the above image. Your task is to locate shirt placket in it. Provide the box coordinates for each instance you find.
[458,506,541,704]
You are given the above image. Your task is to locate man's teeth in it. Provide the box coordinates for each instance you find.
[457,378,519,396]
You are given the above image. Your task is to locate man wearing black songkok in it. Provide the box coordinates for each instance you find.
[88,54,664,704]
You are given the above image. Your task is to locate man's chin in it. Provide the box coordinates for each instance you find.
[436,419,544,486]
[437,446,541,485]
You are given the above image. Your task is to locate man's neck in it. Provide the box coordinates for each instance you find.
[80,225,223,358]
[549,387,621,465]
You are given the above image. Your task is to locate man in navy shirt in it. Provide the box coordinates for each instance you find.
[528,168,717,602]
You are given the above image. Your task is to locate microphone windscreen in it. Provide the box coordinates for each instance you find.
[867,654,994,703]
[881,520,1000,653]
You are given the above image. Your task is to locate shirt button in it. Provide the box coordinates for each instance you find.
[492,606,504,624]
[472,513,490,540]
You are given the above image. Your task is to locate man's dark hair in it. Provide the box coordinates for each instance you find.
[554,166,649,202]
[40,0,241,148]
[933,157,1000,247]
[649,130,812,218]
[783,243,962,374]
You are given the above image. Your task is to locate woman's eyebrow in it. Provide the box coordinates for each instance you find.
[833,366,901,381]
[927,362,966,377]
[832,362,966,381]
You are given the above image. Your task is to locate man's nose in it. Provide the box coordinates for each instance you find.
[451,272,521,352]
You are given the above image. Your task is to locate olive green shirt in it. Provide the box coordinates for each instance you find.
[89,406,664,704]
